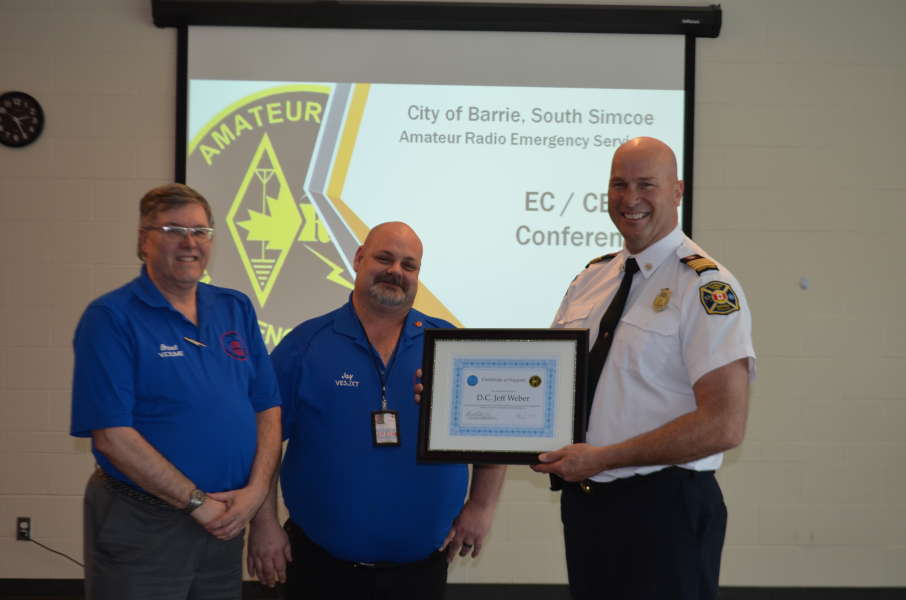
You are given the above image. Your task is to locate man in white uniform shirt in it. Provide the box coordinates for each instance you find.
[533,137,755,599]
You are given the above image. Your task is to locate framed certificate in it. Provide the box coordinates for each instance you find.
[418,328,588,464]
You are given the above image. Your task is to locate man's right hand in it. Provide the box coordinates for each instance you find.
[247,517,292,587]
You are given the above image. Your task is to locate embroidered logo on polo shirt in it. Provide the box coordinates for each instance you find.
[158,344,185,358]
[220,331,249,361]
[335,372,360,388]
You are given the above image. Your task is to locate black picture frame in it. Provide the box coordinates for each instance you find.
[418,328,588,465]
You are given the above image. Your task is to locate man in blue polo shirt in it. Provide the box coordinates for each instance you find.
[246,222,506,599]
[70,183,281,600]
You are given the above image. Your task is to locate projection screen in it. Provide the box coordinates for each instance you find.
[184,25,692,347]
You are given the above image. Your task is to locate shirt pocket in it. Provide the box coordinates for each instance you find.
[611,306,685,389]
[554,302,595,328]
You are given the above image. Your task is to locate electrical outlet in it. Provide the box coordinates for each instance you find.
[16,517,31,541]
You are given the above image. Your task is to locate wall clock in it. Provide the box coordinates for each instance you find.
[0,91,45,147]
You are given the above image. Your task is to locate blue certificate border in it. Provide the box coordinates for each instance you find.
[450,358,557,437]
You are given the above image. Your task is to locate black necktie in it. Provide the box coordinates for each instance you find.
[585,257,639,420]
[548,257,639,492]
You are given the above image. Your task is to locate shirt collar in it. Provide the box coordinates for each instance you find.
[627,225,684,279]
[131,265,212,311]
[132,265,170,308]
[334,298,364,340]
[334,296,423,345]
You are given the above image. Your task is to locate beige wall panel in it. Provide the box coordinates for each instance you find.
[720,545,811,585]
[799,315,880,359]
[51,140,139,180]
[708,104,820,148]
[497,468,556,504]
[449,539,567,584]
[0,391,49,433]
[6,348,72,391]
[46,390,73,433]
[0,454,54,496]
[0,137,53,178]
[134,137,177,180]
[0,179,93,221]
[761,0,906,65]
[0,539,81,579]
[725,503,759,546]
[5,261,96,311]
[698,62,838,107]
[0,432,85,455]
[719,460,806,506]
[759,504,906,546]
[752,441,844,463]
[804,546,904,586]
[0,49,58,96]
[722,545,899,586]
[500,499,563,543]
[748,358,840,403]
[740,398,812,445]
[92,179,167,222]
[3,307,53,348]
[46,454,96,497]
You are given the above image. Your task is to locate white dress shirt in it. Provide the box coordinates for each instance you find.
[552,226,756,482]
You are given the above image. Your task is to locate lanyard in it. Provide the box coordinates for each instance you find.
[374,344,399,412]
[353,308,405,412]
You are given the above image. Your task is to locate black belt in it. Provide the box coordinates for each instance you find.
[285,519,443,570]
[95,468,174,510]
[566,466,713,495]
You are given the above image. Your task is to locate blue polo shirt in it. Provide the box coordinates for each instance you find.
[272,301,468,563]
[70,267,280,493]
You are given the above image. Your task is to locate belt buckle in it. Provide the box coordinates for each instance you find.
[579,479,593,494]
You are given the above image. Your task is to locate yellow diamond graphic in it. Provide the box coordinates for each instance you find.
[227,132,303,307]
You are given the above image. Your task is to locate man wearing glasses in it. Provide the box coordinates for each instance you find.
[70,183,281,600]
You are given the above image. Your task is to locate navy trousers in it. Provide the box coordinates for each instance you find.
[561,467,727,600]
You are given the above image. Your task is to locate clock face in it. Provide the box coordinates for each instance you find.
[0,91,45,148]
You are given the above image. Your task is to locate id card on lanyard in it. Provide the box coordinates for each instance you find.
[368,324,403,448]
[372,410,400,446]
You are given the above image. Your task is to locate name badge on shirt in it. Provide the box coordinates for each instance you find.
[372,410,400,447]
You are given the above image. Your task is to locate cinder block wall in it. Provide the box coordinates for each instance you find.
[1,0,904,586]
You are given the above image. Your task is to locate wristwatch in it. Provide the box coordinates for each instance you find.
[184,488,207,514]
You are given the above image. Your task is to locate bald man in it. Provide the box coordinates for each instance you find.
[533,138,755,599]
[248,222,505,600]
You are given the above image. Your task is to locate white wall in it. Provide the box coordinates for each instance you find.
[1,0,904,586]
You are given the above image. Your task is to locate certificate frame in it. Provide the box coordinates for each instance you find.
[418,328,588,464]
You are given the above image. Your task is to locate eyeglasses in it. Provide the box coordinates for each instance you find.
[143,225,214,241]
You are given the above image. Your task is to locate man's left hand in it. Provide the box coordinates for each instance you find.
[440,499,495,563]
[204,486,267,540]
[531,443,604,482]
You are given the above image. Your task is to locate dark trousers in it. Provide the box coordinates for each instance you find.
[561,467,727,600]
[283,520,448,600]
[83,471,243,600]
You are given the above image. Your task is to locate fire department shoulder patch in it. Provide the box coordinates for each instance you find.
[699,281,740,315]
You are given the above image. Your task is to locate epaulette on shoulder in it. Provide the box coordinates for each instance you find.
[585,253,618,269]
[680,254,719,275]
